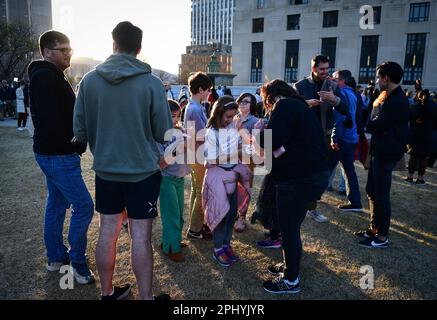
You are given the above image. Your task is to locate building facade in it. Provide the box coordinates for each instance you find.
[232,0,437,89]
[180,43,232,84]
[191,0,235,46]
[0,0,52,35]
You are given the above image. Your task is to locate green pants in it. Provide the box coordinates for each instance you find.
[160,176,185,254]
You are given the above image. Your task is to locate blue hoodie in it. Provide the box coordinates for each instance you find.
[332,86,359,145]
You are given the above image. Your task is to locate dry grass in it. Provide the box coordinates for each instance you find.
[1,127,436,300]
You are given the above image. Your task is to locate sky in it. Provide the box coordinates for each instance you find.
[52,0,191,74]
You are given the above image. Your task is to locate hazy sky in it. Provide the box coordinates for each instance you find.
[52,0,191,74]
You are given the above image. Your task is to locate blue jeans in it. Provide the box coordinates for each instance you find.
[275,170,329,281]
[35,154,94,264]
[328,140,362,207]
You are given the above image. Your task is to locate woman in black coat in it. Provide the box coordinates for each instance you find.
[406,89,437,185]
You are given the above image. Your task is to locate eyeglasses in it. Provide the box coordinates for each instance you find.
[48,47,74,55]
[238,100,251,106]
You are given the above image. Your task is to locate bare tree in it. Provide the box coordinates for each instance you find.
[0,21,38,81]
[152,68,176,83]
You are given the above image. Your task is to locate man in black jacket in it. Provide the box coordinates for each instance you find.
[355,62,409,248]
[29,31,95,283]
[294,55,350,223]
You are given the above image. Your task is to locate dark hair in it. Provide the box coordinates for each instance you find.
[236,93,257,116]
[39,30,70,57]
[260,79,305,107]
[223,88,233,96]
[168,99,181,113]
[112,21,142,54]
[207,96,238,130]
[209,88,219,103]
[335,70,353,88]
[376,61,404,85]
[188,72,213,95]
[312,55,330,68]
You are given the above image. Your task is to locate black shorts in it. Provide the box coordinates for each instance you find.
[95,172,162,220]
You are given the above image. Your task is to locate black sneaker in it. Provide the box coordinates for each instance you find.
[267,262,285,276]
[154,293,171,301]
[263,275,301,294]
[359,237,388,248]
[101,284,132,300]
[354,229,376,238]
[339,204,363,212]
[405,177,414,184]
[415,179,426,186]
[187,229,204,239]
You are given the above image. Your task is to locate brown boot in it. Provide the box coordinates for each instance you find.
[167,252,185,263]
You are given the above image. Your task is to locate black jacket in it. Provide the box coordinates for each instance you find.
[294,76,349,135]
[28,61,77,155]
[408,100,437,157]
[367,86,409,162]
[261,97,329,181]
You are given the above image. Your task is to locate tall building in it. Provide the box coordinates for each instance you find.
[191,0,235,46]
[0,0,52,35]
[232,0,437,90]
[180,0,236,84]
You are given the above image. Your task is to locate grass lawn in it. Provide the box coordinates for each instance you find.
[1,127,436,300]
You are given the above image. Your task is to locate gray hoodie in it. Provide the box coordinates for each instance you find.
[74,54,172,183]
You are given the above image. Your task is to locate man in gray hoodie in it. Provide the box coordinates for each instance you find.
[73,21,172,300]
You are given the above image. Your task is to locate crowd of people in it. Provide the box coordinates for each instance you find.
[18,20,437,300]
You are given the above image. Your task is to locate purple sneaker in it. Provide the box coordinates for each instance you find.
[223,246,240,262]
[213,249,233,267]
[256,238,282,249]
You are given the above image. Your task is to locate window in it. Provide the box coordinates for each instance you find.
[321,38,337,75]
[252,18,264,33]
[323,10,338,28]
[287,14,300,30]
[373,6,381,24]
[359,36,379,84]
[409,2,430,22]
[251,42,263,83]
[284,40,299,83]
[403,33,426,85]
[257,0,265,9]
[290,0,309,4]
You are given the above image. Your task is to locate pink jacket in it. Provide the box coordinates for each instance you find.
[202,164,252,232]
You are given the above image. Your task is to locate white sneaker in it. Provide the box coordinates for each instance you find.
[46,259,70,272]
[17,127,24,131]
[306,210,328,223]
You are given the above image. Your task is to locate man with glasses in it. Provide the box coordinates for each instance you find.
[28,31,95,285]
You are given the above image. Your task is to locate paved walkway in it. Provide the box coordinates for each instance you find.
[0,119,17,128]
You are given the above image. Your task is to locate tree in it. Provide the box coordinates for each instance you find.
[0,20,38,81]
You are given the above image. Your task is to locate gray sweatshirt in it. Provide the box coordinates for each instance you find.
[73,53,172,183]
